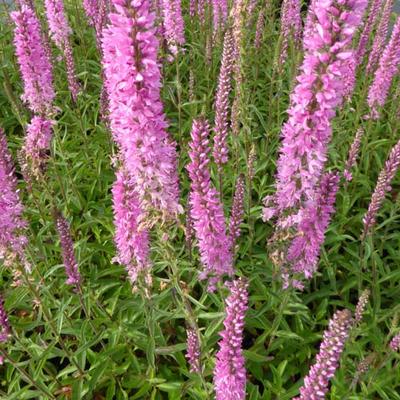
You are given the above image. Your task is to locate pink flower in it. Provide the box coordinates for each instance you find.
[186,328,201,373]
[83,0,98,25]
[214,278,248,400]
[162,0,185,57]
[362,138,400,237]
[356,0,385,65]
[344,128,364,181]
[23,116,54,176]
[294,309,353,400]
[213,29,234,170]
[44,0,80,101]
[366,0,394,75]
[390,334,400,352]
[367,15,400,118]
[55,214,82,288]
[187,118,233,291]
[0,128,28,267]
[101,0,181,219]
[11,6,55,115]
[112,169,150,285]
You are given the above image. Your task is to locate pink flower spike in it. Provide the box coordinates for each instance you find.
[187,118,233,290]
[214,278,248,400]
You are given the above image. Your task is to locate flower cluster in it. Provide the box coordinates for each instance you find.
[186,328,201,373]
[161,0,185,57]
[23,117,54,177]
[102,0,181,219]
[213,29,234,170]
[83,0,98,25]
[214,278,248,400]
[11,6,55,115]
[366,0,394,75]
[294,309,353,400]
[286,172,340,285]
[44,0,80,101]
[187,118,233,291]
[212,0,228,35]
[344,127,365,181]
[55,214,82,288]
[112,169,150,285]
[0,128,28,267]
[367,15,400,118]
[263,0,366,223]
[354,288,370,323]
[279,0,302,66]
[362,138,400,237]
[356,0,384,64]
[389,334,400,352]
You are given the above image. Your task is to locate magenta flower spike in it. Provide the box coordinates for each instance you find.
[185,328,201,373]
[112,169,151,286]
[366,0,394,75]
[214,278,248,400]
[44,0,80,101]
[23,116,54,177]
[0,128,28,268]
[55,215,82,289]
[279,0,302,66]
[162,0,185,57]
[285,172,340,286]
[362,138,400,237]
[356,0,385,65]
[263,0,366,225]
[213,28,234,170]
[390,334,400,352]
[83,0,98,25]
[367,15,400,118]
[101,0,181,219]
[344,128,365,182]
[294,309,353,400]
[187,118,233,291]
[0,296,11,344]
[11,6,55,115]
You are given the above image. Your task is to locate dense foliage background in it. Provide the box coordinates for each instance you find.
[1,0,400,398]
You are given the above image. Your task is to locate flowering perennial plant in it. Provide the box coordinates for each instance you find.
[187,119,233,290]
[0,128,28,267]
[366,0,394,75]
[367,16,400,118]
[11,6,55,115]
[213,28,234,170]
[55,215,82,289]
[294,309,353,399]
[362,138,400,237]
[112,169,150,285]
[102,0,181,219]
[214,278,248,400]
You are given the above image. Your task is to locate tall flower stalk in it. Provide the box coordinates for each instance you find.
[44,0,80,101]
[55,214,82,289]
[112,169,151,286]
[262,0,366,286]
[214,278,248,400]
[213,28,234,172]
[344,127,365,182]
[229,175,245,251]
[102,0,181,220]
[367,15,400,118]
[0,296,11,344]
[0,128,28,270]
[366,0,394,75]
[356,0,384,65]
[294,309,353,399]
[162,0,185,57]
[362,138,400,238]
[11,6,55,115]
[187,118,233,291]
